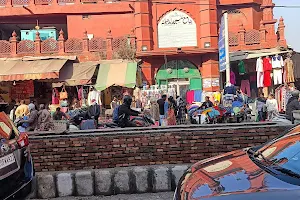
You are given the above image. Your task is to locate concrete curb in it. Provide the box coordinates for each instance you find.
[32,164,191,199]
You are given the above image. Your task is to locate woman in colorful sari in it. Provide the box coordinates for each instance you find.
[165,96,177,126]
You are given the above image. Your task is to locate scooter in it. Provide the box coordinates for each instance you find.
[269,113,292,125]
[130,114,155,127]
[102,114,155,128]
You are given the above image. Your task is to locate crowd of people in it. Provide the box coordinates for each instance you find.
[5,97,103,132]
[6,99,68,132]
[256,90,300,123]
[4,87,300,132]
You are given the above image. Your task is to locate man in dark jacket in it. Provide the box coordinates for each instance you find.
[118,95,141,128]
[286,90,300,123]
[201,96,214,109]
[88,99,101,125]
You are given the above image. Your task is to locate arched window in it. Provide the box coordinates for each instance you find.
[227,9,247,32]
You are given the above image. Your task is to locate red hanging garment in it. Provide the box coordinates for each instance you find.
[263,57,272,87]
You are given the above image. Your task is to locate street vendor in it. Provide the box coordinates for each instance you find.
[201,96,213,109]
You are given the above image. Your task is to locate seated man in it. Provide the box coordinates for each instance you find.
[53,107,68,120]
[118,95,142,128]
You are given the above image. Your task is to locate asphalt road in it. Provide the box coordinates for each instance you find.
[31,192,174,200]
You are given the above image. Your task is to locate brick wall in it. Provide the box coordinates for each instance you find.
[29,123,291,172]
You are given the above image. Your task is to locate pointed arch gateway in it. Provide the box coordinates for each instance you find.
[157,10,197,48]
[156,60,202,99]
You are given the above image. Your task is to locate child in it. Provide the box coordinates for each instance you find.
[266,93,278,121]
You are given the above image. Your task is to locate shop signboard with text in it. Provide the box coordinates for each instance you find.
[218,13,230,84]
[219,15,226,72]
[158,10,197,48]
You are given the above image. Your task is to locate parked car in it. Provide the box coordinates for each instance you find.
[174,125,300,200]
[0,112,34,200]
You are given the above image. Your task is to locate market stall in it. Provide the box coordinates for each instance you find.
[94,60,142,109]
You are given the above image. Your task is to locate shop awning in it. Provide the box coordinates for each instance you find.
[52,62,98,87]
[230,48,293,62]
[94,61,138,91]
[0,58,69,81]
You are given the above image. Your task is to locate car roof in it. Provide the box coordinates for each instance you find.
[204,189,300,200]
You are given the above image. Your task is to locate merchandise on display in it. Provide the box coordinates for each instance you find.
[272,55,284,85]
[240,80,251,97]
[133,87,141,100]
[256,57,264,88]
[238,60,246,75]
[230,71,236,85]
[263,56,272,87]
[141,85,166,109]
[88,87,102,106]
[284,56,295,83]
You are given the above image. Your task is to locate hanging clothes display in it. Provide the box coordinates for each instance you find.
[213,91,221,103]
[250,74,258,97]
[230,71,236,85]
[284,57,295,83]
[133,87,142,100]
[167,85,176,98]
[263,57,272,87]
[224,85,236,95]
[240,80,251,97]
[194,90,202,102]
[272,55,284,85]
[77,86,88,107]
[186,90,195,104]
[256,57,264,88]
[238,60,246,75]
[292,52,300,79]
[88,88,102,106]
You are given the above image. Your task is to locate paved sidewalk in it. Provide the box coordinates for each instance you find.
[31,192,174,200]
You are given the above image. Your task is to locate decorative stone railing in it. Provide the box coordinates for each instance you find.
[0,29,136,60]
[228,21,286,52]
[0,0,116,7]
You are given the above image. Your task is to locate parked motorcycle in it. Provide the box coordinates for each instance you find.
[130,114,155,127]
[269,113,292,125]
[102,114,155,128]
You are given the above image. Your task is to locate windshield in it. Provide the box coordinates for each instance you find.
[253,126,300,175]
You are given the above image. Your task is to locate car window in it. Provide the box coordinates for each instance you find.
[268,141,300,174]
[257,131,300,175]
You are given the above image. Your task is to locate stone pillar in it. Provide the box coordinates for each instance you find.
[261,0,277,46]
[141,61,154,85]
[259,21,267,45]
[6,0,12,7]
[106,29,113,60]
[238,23,246,48]
[277,17,287,47]
[134,0,153,52]
[34,31,41,54]
[29,0,35,7]
[199,0,218,49]
[201,53,219,92]
[83,30,89,52]
[58,29,65,55]
[10,31,17,56]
